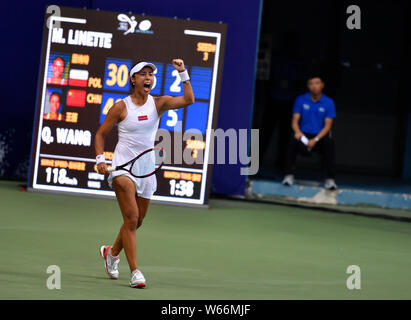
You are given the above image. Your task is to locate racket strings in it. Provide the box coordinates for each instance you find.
[130,149,164,177]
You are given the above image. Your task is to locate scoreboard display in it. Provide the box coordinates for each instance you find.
[28,6,226,206]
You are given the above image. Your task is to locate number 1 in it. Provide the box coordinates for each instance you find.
[169,179,176,195]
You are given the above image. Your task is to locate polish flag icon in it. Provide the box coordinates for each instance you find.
[69,69,89,87]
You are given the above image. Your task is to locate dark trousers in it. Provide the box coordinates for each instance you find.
[284,132,336,179]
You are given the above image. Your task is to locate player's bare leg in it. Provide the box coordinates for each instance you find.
[136,196,150,228]
[112,176,139,272]
[111,193,150,257]
[111,230,123,256]
[109,177,148,287]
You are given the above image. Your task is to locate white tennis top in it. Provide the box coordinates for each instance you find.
[112,94,159,167]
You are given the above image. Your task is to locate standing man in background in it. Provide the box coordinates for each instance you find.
[282,74,337,190]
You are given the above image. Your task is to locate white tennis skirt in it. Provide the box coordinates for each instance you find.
[108,171,157,199]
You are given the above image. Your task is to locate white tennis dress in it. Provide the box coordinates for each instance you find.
[108,94,159,199]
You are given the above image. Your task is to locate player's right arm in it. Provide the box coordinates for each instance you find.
[291,113,303,140]
[291,96,303,140]
[94,100,126,174]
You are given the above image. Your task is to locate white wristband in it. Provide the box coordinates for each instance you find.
[96,154,105,164]
[179,70,190,82]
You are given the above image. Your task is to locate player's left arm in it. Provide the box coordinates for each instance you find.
[308,100,336,149]
[316,98,336,141]
[155,59,195,116]
[315,118,334,140]
[308,118,333,150]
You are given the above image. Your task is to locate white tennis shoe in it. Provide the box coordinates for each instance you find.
[324,179,337,190]
[130,269,146,288]
[282,174,295,186]
[100,245,120,279]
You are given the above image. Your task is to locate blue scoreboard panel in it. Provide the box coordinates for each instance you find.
[28,7,226,206]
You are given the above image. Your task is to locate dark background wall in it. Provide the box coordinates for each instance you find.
[0,0,263,196]
[253,0,411,180]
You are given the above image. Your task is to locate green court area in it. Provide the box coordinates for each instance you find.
[0,180,410,300]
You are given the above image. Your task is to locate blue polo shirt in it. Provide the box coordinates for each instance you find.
[292,92,336,134]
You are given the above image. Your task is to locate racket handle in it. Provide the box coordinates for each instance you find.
[107,166,116,173]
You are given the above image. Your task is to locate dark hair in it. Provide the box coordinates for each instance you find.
[49,92,61,101]
[130,74,136,92]
[307,73,324,82]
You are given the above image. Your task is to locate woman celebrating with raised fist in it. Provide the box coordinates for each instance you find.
[94,59,194,288]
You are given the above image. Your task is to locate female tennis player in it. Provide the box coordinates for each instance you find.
[94,59,194,288]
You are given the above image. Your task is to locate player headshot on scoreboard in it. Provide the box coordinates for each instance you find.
[46,54,69,86]
[43,89,65,121]
[94,59,194,288]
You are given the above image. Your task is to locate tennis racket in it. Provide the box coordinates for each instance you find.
[107,147,165,178]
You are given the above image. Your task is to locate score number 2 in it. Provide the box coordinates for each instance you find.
[170,69,181,93]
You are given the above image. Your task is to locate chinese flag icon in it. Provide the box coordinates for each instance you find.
[66,89,86,107]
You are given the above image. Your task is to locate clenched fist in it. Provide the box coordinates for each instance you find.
[97,162,109,175]
[172,59,186,72]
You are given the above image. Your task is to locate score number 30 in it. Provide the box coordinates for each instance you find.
[105,63,158,89]
[169,179,194,197]
[105,63,129,87]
